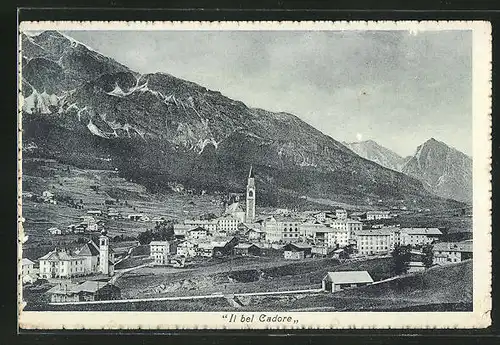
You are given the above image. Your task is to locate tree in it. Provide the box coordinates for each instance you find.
[137,221,175,244]
[391,244,411,275]
[138,230,153,245]
[152,221,175,241]
[199,213,217,220]
[422,244,434,268]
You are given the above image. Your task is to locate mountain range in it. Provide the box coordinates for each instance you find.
[20,30,464,210]
[343,140,408,172]
[343,139,472,203]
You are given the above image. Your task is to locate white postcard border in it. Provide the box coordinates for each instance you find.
[17,20,492,330]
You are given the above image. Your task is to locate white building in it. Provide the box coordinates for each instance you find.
[48,227,62,235]
[299,221,331,241]
[399,228,442,246]
[216,215,239,234]
[87,210,102,216]
[263,217,281,243]
[224,202,246,223]
[176,240,197,257]
[433,240,472,265]
[366,211,391,221]
[330,219,362,234]
[39,249,86,279]
[21,258,36,277]
[353,228,396,255]
[197,242,215,257]
[322,271,373,292]
[39,232,114,279]
[314,211,327,222]
[74,240,100,274]
[42,190,54,199]
[335,209,347,220]
[173,223,195,237]
[186,227,209,240]
[184,219,217,233]
[281,219,301,243]
[150,241,170,265]
[326,220,362,247]
[326,230,350,248]
[263,216,301,243]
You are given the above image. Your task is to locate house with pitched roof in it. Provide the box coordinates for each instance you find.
[432,240,473,265]
[75,240,100,274]
[21,258,38,284]
[283,243,312,260]
[186,226,209,240]
[366,210,391,221]
[39,249,86,279]
[322,271,374,292]
[234,243,261,256]
[150,241,170,265]
[352,228,397,255]
[399,228,442,246]
[38,233,115,279]
[47,280,121,303]
[176,240,197,257]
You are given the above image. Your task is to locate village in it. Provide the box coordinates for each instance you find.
[20,167,473,309]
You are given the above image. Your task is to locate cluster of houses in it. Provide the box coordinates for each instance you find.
[21,230,124,303]
[46,280,121,303]
[21,167,473,305]
[21,230,116,284]
[160,168,473,267]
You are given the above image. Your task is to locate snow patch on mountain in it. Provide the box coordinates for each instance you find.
[196,138,219,154]
[87,119,110,138]
[106,83,130,98]
[22,88,59,114]
[343,140,405,172]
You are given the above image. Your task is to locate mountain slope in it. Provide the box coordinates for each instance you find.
[343,140,406,171]
[401,138,472,203]
[20,30,462,210]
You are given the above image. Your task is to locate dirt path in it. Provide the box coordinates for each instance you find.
[49,288,323,306]
[109,263,149,284]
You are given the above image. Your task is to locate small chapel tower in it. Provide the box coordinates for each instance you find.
[99,230,109,275]
[245,166,256,223]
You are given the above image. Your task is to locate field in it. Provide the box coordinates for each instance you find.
[282,259,473,311]
[113,256,393,299]
[21,158,224,259]
[366,210,472,236]
[32,259,472,312]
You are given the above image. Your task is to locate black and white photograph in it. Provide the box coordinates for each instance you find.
[17,21,491,329]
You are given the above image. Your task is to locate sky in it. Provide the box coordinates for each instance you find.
[59,30,472,157]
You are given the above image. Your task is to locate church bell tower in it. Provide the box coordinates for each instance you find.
[245,166,256,223]
[99,230,109,275]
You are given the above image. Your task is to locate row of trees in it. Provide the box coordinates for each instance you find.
[391,244,434,275]
[137,220,175,245]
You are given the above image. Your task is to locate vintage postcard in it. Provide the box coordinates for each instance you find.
[17,20,491,330]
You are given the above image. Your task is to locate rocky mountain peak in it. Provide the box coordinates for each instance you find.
[20,30,464,210]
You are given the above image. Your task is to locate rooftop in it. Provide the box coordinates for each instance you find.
[354,228,395,236]
[366,210,391,215]
[235,243,258,249]
[400,228,442,235]
[39,249,79,261]
[433,241,473,253]
[323,271,374,284]
[150,241,170,246]
[47,280,112,295]
[284,243,312,250]
[22,258,35,265]
[76,241,100,257]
